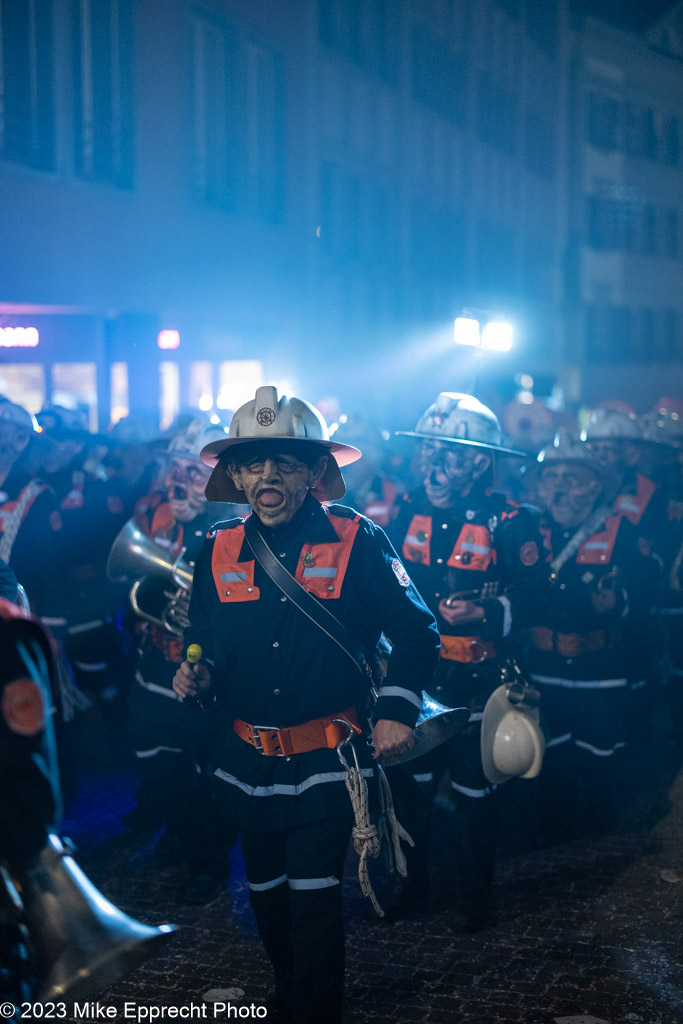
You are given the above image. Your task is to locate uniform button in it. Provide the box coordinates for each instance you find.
[559,583,566,590]
[273,641,279,648]
[435,593,440,598]
[247,587,253,593]
[436,558,443,564]
[195,530,203,536]
[189,561,195,567]
[436,685,442,691]
[442,523,448,529]
[273,688,281,695]
[328,585,335,592]
[279,552,286,558]
[225,590,230,596]
[567,658,573,664]
[280,596,287,602]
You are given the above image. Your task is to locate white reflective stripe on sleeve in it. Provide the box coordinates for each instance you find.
[135,745,183,758]
[73,661,108,672]
[248,874,288,892]
[289,876,340,890]
[68,619,105,634]
[531,674,628,689]
[41,617,68,627]
[302,567,337,578]
[546,732,572,749]
[498,595,512,637]
[135,670,182,700]
[214,769,373,797]
[377,686,423,709]
[220,571,247,582]
[411,773,433,783]
[451,780,494,798]
[575,738,627,757]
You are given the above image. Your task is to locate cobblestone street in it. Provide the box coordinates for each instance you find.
[57,706,683,1024]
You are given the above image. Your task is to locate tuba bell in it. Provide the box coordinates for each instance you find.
[106,515,193,637]
[7,834,176,1003]
[0,603,178,1007]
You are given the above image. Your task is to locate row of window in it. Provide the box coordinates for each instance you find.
[586,91,680,166]
[587,194,679,259]
[584,304,680,363]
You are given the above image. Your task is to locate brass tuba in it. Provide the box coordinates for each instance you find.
[106,515,193,637]
[7,834,176,1003]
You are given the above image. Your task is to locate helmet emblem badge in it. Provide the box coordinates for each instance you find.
[256,407,276,426]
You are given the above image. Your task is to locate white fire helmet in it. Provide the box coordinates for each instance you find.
[0,401,38,434]
[640,408,683,449]
[534,427,610,477]
[165,418,230,463]
[396,392,526,457]
[580,407,643,443]
[481,684,545,785]
[200,386,362,503]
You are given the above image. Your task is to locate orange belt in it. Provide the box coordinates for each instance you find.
[532,626,619,657]
[440,635,497,664]
[234,706,362,757]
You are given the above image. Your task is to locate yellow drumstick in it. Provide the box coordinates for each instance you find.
[187,644,202,665]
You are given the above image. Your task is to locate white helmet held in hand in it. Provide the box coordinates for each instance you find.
[481,684,545,784]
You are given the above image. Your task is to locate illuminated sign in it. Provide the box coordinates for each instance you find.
[0,327,39,347]
[157,329,180,350]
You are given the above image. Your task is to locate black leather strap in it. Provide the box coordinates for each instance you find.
[243,514,369,678]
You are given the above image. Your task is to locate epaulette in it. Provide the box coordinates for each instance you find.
[206,517,244,539]
[328,503,369,524]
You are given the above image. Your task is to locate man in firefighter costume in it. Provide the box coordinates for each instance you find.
[121,417,239,903]
[172,386,439,1024]
[524,430,660,839]
[389,392,550,932]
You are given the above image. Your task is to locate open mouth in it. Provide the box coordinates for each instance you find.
[171,485,188,501]
[257,488,285,509]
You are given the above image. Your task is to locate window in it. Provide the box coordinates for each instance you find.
[665,210,679,260]
[159,362,179,432]
[524,109,556,180]
[478,73,516,155]
[0,363,46,413]
[110,362,129,424]
[71,0,134,186]
[0,0,55,169]
[191,13,285,220]
[412,25,466,126]
[244,42,285,221]
[586,92,619,151]
[51,362,98,431]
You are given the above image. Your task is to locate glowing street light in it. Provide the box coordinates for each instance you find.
[481,321,513,351]
[453,317,481,347]
[453,311,514,394]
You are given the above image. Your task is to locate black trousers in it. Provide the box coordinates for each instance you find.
[240,813,352,1024]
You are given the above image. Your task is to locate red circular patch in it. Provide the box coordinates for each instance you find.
[2,679,45,736]
[520,541,539,566]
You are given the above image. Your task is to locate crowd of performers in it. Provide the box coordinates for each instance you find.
[1,386,683,1018]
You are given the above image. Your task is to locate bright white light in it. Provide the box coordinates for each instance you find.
[454,317,480,347]
[157,329,180,350]
[209,413,221,425]
[519,390,534,405]
[198,393,213,412]
[0,326,39,347]
[520,374,533,389]
[482,322,513,351]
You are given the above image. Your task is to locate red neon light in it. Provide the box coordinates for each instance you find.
[157,330,180,350]
[0,327,39,347]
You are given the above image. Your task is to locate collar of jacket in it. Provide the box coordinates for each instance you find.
[238,492,343,560]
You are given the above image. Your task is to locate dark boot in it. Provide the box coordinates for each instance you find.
[447,792,499,933]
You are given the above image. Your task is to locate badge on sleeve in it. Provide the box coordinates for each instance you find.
[519,541,539,566]
[391,558,411,587]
